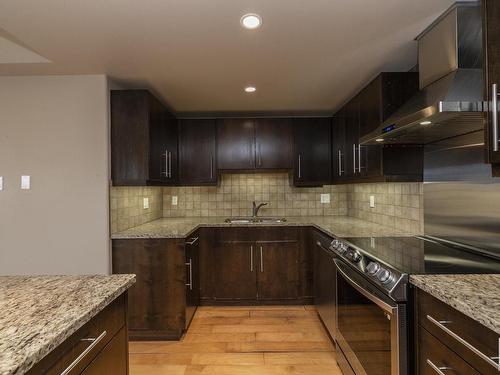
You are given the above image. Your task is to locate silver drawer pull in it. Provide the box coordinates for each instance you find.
[426,359,452,375]
[426,315,499,369]
[60,330,107,375]
[185,258,193,290]
[185,237,198,245]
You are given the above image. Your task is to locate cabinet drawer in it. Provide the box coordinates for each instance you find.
[419,326,480,375]
[417,290,499,374]
[27,294,126,375]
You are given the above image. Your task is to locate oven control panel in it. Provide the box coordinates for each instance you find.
[330,237,405,298]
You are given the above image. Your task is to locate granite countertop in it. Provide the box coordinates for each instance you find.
[410,274,500,335]
[0,275,136,375]
[111,216,407,239]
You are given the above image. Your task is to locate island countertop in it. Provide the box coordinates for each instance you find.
[111,216,408,239]
[410,274,500,335]
[0,274,136,375]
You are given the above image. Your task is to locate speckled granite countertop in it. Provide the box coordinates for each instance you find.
[410,274,500,335]
[111,216,407,239]
[0,275,136,375]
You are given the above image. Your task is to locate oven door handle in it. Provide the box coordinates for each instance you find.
[334,259,397,314]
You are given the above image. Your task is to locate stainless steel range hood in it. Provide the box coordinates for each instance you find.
[361,1,487,145]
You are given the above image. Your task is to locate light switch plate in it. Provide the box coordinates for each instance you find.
[369,195,375,208]
[172,196,178,206]
[143,197,149,209]
[0,176,3,191]
[21,175,30,190]
[320,194,330,204]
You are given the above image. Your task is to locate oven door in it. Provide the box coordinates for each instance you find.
[335,259,403,375]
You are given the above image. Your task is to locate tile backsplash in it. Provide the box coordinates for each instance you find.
[110,173,424,235]
[110,187,163,233]
[346,182,423,235]
[162,173,347,218]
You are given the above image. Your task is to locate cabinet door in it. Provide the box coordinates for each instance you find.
[80,328,128,375]
[255,118,293,169]
[313,237,336,338]
[163,114,179,184]
[293,118,332,186]
[217,118,255,170]
[214,241,257,301]
[179,119,217,185]
[112,239,186,339]
[332,109,347,182]
[110,90,149,185]
[257,241,299,300]
[185,235,200,328]
[344,97,360,179]
[484,0,500,163]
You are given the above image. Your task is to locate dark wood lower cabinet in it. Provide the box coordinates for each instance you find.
[80,327,128,375]
[26,294,129,375]
[206,227,306,305]
[112,238,188,340]
[185,233,200,329]
[257,241,299,300]
[415,289,499,375]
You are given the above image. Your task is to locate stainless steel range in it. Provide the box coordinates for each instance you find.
[320,234,500,375]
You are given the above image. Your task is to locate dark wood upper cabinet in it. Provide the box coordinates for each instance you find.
[292,118,332,186]
[217,118,255,170]
[217,118,293,171]
[111,90,178,186]
[255,118,293,169]
[483,0,500,164]
[332,73,423,183]
[179,119,217,185]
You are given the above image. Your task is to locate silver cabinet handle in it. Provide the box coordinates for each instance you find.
[186,237,198,245]
[185,258,192,290]
[260,245,264,272]
[338,149,343,176]
[358,144,362,172]
[353,144,357,173]
[426,359,452,375]
[250,245,254,272]
[210,156,214,179]
[168,151,172,178]
[426,315,499,369]
[492,83,499,152]
[258,143,262,166]
[161,149,168,177]
[298,154,301,179]
[60,330,107,375]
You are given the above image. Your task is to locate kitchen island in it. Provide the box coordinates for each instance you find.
[0,275,135,375]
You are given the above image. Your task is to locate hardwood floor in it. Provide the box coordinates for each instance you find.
[129,306,341,375]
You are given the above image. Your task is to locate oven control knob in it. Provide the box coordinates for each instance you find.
[338,243,348,254]
[351,251,361,263]
[377,269,394,284]
[330,239,339,249]
[366,262,380,275]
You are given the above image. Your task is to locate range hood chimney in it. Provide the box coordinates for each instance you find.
[361,1,486,145]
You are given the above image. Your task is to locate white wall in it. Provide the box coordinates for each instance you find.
[0,75,110,275]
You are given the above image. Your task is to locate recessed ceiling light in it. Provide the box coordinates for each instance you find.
[420,120,432,125]
[241,14,262,29]
[375,138,384,142]
[244,86,256,93]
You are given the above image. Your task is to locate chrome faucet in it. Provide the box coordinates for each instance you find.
[252,201,268,217]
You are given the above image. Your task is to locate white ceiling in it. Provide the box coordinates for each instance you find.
[0,0,457,115]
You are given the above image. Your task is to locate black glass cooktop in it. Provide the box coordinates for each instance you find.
[342,236,500,275]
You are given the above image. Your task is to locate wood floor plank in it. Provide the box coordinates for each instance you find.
[130,305,339,375]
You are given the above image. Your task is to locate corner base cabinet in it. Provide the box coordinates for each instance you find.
[26,294,129,375]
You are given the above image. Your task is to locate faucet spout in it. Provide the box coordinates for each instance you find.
[252,201,268,217]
